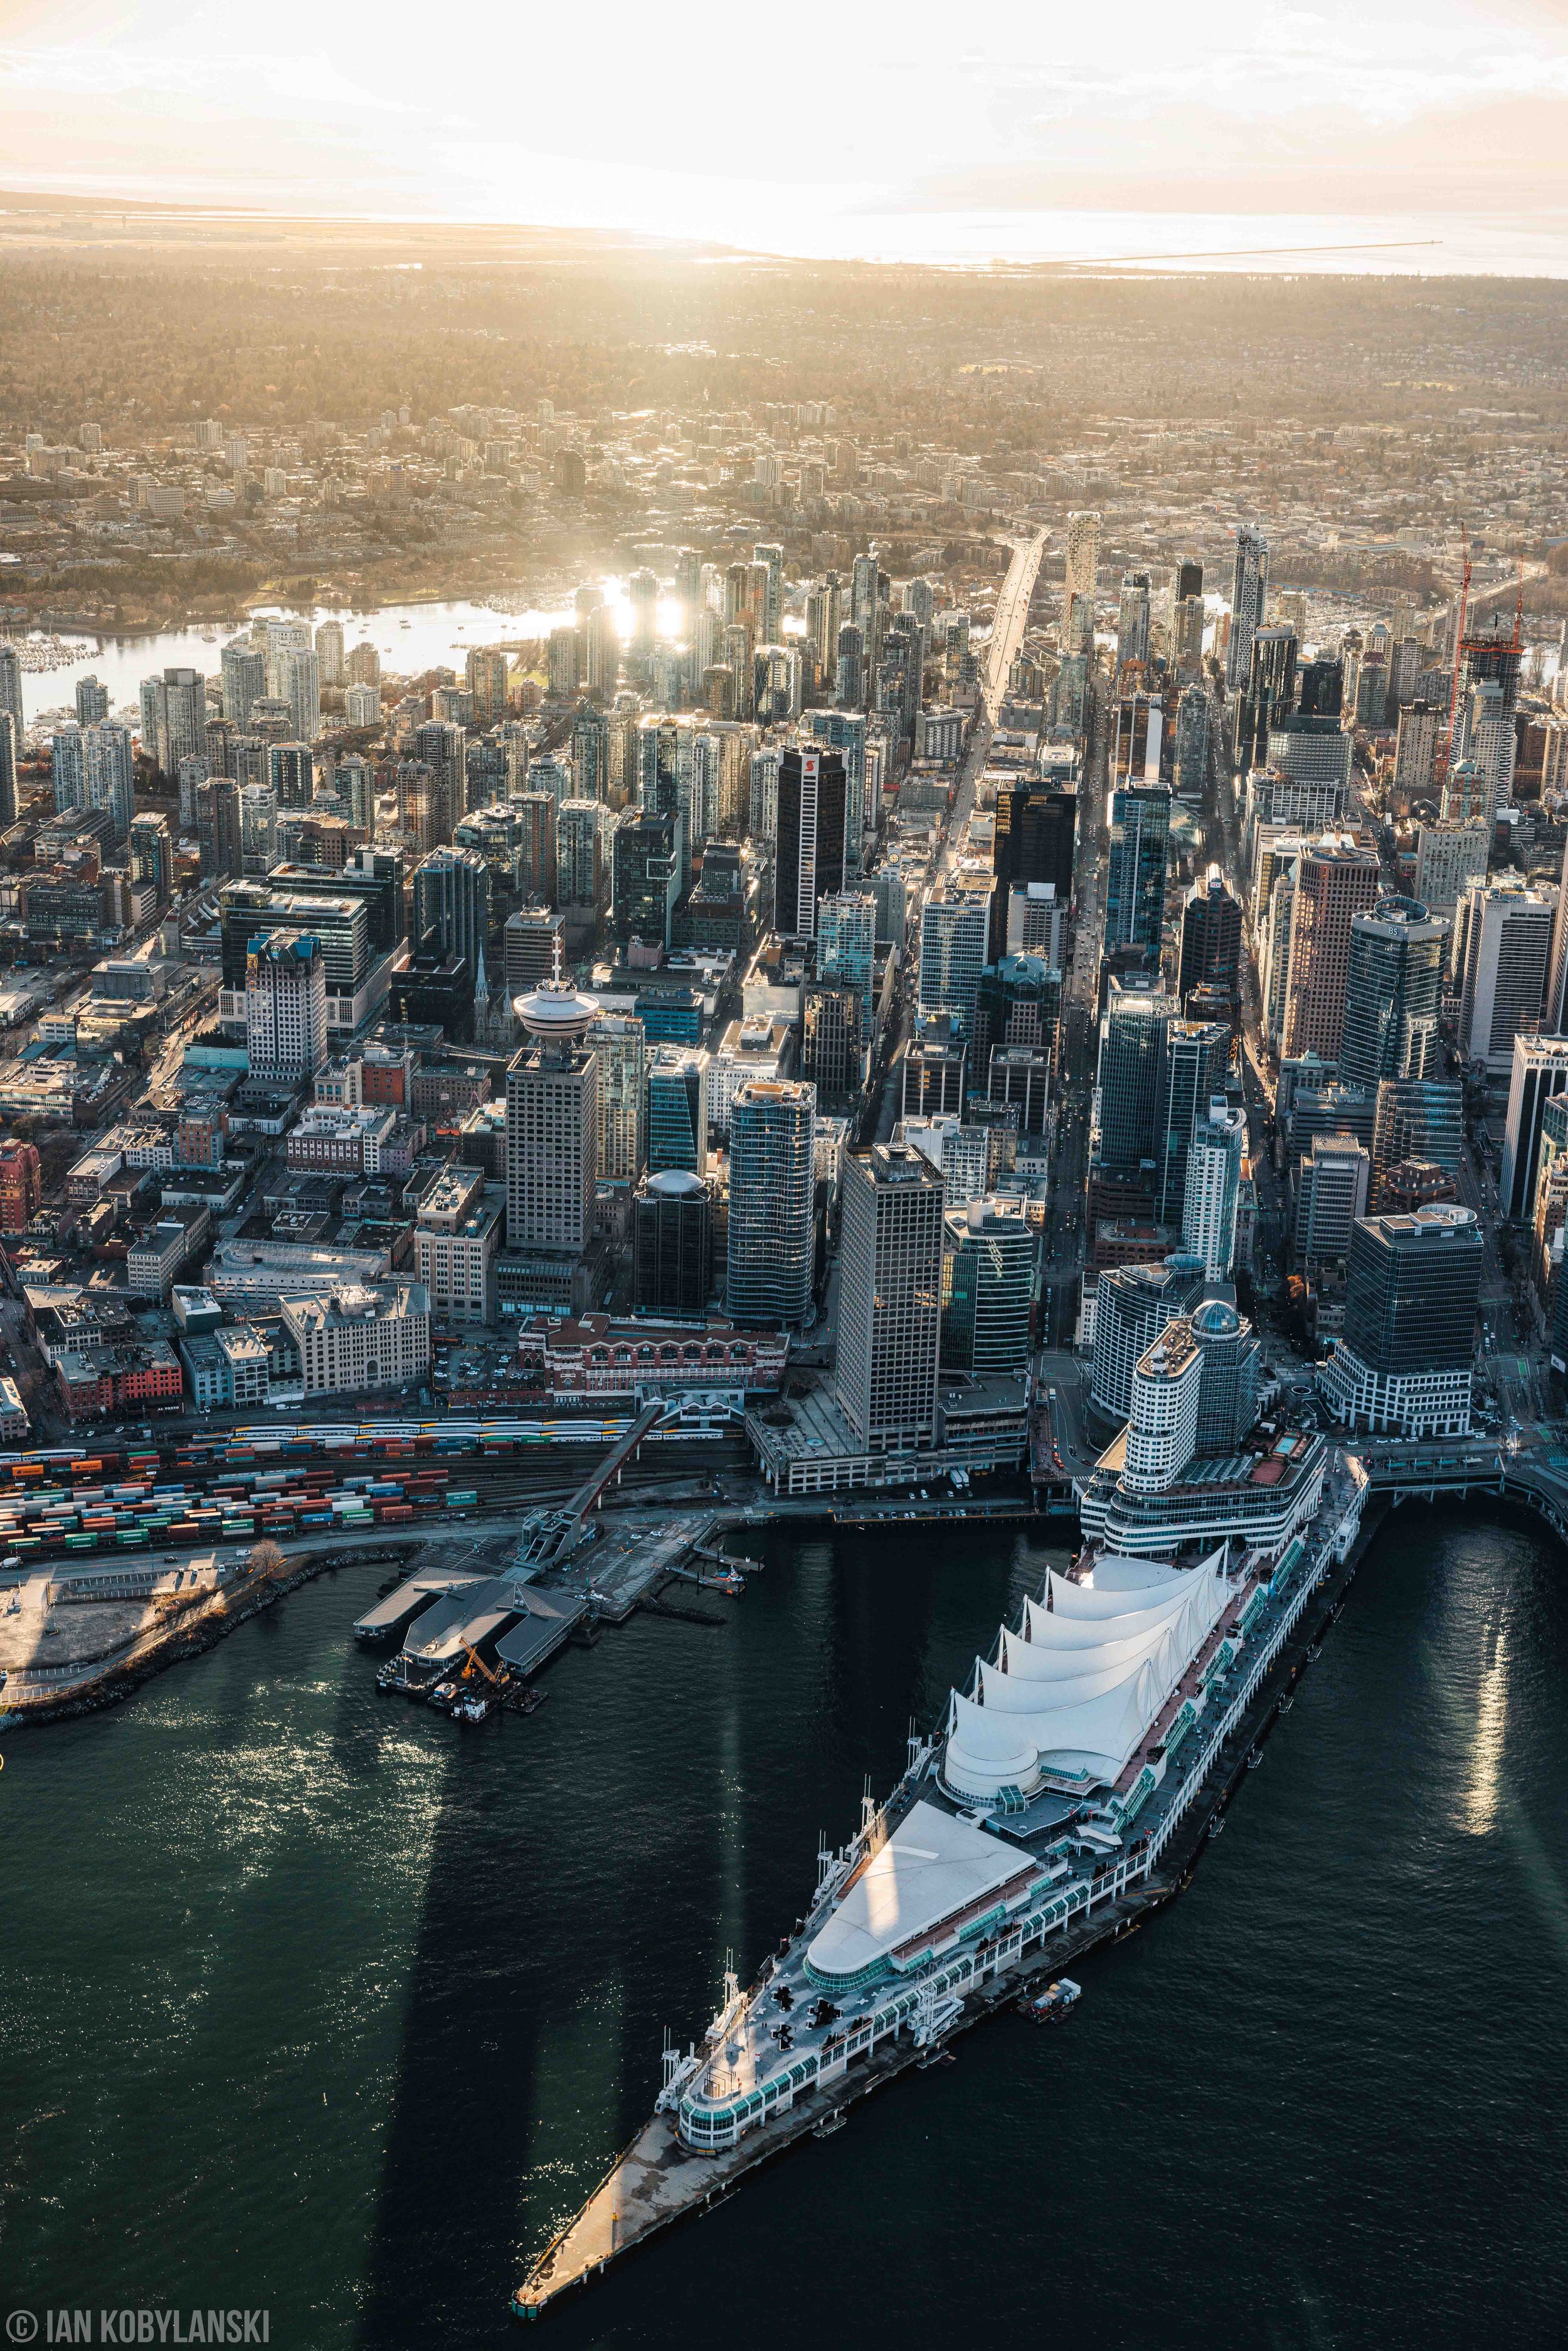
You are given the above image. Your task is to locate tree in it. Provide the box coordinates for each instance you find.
[248,1538,287,1581]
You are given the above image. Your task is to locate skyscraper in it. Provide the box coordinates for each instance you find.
[588,1014,647,1184]
[83,721,135,846]
[465,645,511,727]
[505,964,601,1256]
[1321,1204,1482,1438]
[1177,867,1242,1014]
[774,747,847,939]
[1180,1100,1246,1280]
[75,674,109,724]
[1156,1021,1232,1226]
[139,667,205,777]
[1104,785,1170,956]
[51,723,86,815]
[1065,511,1100,605]
[647,1047,709,1177]
[1454,880,1554,1077]
[940,1197,1036,1381]
[1338,896,1447,1089]
[314,620,345,689]
[196,777,243,880]
[726,1081,815,1331]
[411,719,466,843]
[1115,571,1152,670]
[1500,1036,1568,1222]
[837,1143,943,1450]
[411,844,491,979]
[245,931,327,1081]
[1097,976,1174,1176]
[0,711,17,831]
[817,890,877,1017]
[989,782,1076,959]
[0,645,23,741]
[633,1172,712,1319]
[918,894,990,1033]
[1225,523,1269,689]
[1279,841,1381,1061]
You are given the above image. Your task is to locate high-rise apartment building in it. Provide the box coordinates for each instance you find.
[75,674,109,724]
[196,777,243,879]
[726,1080,815,1330]
[0,645,23,741]
[1065,511,1100,605]
[1393,700,1443,803]
[1181,1100,1246,1279]
[1414,822,1489,918]
[139,667,205,777]
[837,1143,943,1450]
[245,931,328,1081]
[1225,524,1269,690]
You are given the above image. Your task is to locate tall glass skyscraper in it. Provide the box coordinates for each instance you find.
[726,1081,816,1330]
[1338,896,1447,1090]
[1104,785,1170,956]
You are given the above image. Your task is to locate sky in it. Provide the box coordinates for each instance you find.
[3,0,1568,264]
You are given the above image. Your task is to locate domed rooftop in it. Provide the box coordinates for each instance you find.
[648,1169,706,1197]
[1192,1299,1241,1337]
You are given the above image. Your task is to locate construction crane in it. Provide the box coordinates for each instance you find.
[459,1644,501,1686]
[1446,520,1471,752]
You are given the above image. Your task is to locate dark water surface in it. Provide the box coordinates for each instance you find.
[4,1510,1567,2349]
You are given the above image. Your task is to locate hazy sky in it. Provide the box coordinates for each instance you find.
[3,0,1567,258]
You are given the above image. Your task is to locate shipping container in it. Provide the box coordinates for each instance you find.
[117,1528,149,1548]
[64,1532,97,1551]
[445,1491,478,1509]
[377,1503,415,1524]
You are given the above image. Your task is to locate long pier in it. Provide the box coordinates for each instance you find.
[512,1499,1380,2322]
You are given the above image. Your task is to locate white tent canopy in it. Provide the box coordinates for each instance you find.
[943,1549,1232,1803]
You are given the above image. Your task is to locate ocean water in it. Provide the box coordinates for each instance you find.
[2,1510,1565,2348]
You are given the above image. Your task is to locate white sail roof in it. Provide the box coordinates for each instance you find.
[942,1549,1233,1801]
[805,1798,1029,1982]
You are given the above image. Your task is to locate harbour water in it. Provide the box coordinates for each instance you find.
[3,1510,1566,2347]
[7,597,618,724]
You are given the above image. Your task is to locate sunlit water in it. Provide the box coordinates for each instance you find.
[2,1511,1565,2348]
[11,593,652,725]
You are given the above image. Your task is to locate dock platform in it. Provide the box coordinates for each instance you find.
[352,1563,484,1642]
[495,1587,586,1676]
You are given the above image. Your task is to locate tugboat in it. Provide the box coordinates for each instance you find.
[1019,1977,1082,2024]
